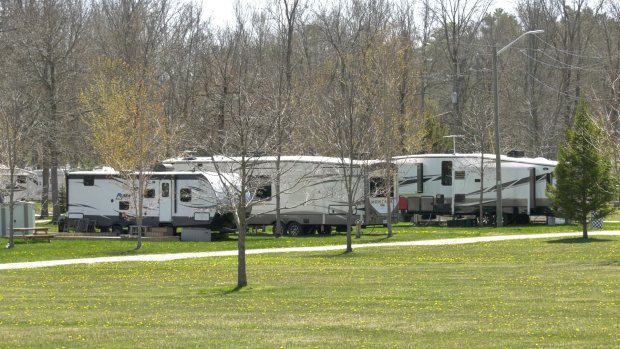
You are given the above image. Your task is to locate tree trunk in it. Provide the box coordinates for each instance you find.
[346,177,353,252]
[136,177,143,250]
[386,164,393,238]
[582,215,588,239]
[275,157,282,238]
[9,202,14,249]
[238,204,247,287]
[41,166,49,218]
[238,164,248,288]
[51,160,60,222]
[479,153,484,226]
[8,168,15,249]
[346,202,353,252]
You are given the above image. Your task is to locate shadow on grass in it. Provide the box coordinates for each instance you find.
[599,261,620,266]
[196,285,245,296]
[373,236,393,242]
[546,237,613,244]
[301,249,362,259]
[222,286,245,295]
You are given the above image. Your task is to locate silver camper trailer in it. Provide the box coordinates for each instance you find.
[163,155,399,235]
[0,167,39,201]
[65,167,237,234]
[0,201,36,237]
[395,152,557,225]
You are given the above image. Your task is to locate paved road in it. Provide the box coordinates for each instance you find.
[2,231,620,270]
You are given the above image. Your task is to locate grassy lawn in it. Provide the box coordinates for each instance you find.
[606,208,620,221]
[2,222,620,264]
[1,236,619,348]
[33,201,54,218]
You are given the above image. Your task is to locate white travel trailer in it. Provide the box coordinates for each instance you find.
[65,167,237,234]
[395,152,557,225]
[163,155,399,235]
[0,167,38,202]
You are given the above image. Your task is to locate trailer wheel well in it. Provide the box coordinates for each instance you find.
[111,224,125,235]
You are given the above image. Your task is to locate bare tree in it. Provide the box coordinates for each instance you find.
[432,0,492,136]
[267,0,305,237]
[199,9,278,287]
[590,1,620,202]
[10,0,87,221]
[312,0,382,251]
[0,59,37,248]
[461,89,495,225]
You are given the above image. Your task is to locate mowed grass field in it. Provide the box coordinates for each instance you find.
[1,235,620,348]
[3,222,620,264]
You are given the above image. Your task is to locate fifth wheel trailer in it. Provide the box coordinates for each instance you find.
[395,152,557,225]
[0,167,38,202]
[65,167,237,234]
[162,155,399,235]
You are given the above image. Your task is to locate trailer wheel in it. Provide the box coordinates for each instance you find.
[516,214,530,225]
[504,214,516,225]
[319,225,332,235]
[477,214,491,227]
[272,222,286,236]
[287,222,303,237]
[112,225,124,236]
[304,225,317,234]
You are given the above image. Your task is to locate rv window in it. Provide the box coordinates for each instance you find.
[162,183,169,197]
[144,189,155,198]
[369,177,394,197]
[180,188,191,202]
[256,184,272,200]
[84,177,94,186]
[119,201,129,210]
[441,161,452,186]
[17,176,27,184]
[250,176,272,201]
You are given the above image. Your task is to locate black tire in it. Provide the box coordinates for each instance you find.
[287,221,303,237]
[504,214,517,226]
[272,222,286,236]
[304,225,317,235]
[112,225,124,236]
[318,225,332,235]
[514,214,529,225]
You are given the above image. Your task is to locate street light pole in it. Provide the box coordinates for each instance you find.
[493,30,543,228]
[493,44,502,227]
[444,135,463,155]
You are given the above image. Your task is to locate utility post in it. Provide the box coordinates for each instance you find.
[452,62,458,135]
[492,30,544,228]
[493,44,502,227]
[527,32,537,156]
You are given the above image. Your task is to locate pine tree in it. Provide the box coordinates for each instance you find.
[546,99,619,238]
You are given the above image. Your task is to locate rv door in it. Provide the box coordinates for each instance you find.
[159,179,172,222]
[452,164,468,215]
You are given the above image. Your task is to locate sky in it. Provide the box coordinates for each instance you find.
[200,0,518,28]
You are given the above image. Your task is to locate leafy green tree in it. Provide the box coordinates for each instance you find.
[81,59,174,250]
[547,99,619,238]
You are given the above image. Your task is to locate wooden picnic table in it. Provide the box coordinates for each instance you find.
[4,227,57,243]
